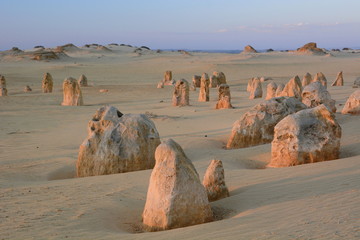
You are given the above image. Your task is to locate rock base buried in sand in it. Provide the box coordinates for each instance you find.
[269,104,341,167]
[249,77,262,99]
[0,75,6,88]
[172,79,189,106]
[198,73,210,102]
[78,74,88,87]
[203,159,229,202]
[265,81,277,100]
[341,89,360,115]
[215,84,233,109]
[77,106,161,177]
[61,77,83,106]
[142,139,213,231]
[42,72,53,93]
[0,87,8,96]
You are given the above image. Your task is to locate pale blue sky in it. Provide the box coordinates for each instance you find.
[1,0,360,50]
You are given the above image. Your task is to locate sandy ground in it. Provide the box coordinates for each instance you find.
[0,45,359,239]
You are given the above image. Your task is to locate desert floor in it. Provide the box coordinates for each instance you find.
[1,45,359,239]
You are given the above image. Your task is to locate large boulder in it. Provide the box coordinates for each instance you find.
[313,72,327,88]
[61,77,83,106]
[172,79,189,106]
[296,42,326,55]
[331,71,344,86]
[302,81,336,113]
[302,72,312,87]
[42,72,53,93]
[265,81,277,100]
[269,105,341,167]
[215,84,233,109]
[198,73,210,102]
[249,78,262,99]
[341,89,360,115]
[227,97,307,149]
[77,106,161,177]
[142,139,213,231]
[280,76,303,100]
[202,159,229,202]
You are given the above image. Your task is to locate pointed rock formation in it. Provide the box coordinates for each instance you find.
[77,106,161,177]
[302,81,336,113]
[61,77,83,106]
[202,159,229,202]
[249,78,262,99]
[198,73,210,102]
[78,74,88,87]
[215,84,233,109]
[172,79,189,106]
[227,97,307,149]
[265,81,278,100]
[269,105,341,167]
[331,71,344,86]
[142,139,213,231]
[192,75,201,88]
[302,72,312,87]
[280,76,303,100]
[243,45,257,53]
[341,90,360,115]
[42,72,53,93]
[313,72,327,88]
[275,83,285,97]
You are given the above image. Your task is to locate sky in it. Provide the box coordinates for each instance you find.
[1,0,360,51]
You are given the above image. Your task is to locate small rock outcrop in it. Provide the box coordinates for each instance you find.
[269,105,341,167]
[215,84,233,109]
[331,71,344,86]
[0,87,7,96]
[243,45,257,53]
[163,71,173,85]
[296,42,326,55]
[192,75,201,88]
[198,73,210,102]
[213,72,226,85]
[341,90,360,115]
[302,81,336,113]
[61,77,83,106]
[42,72,53,93]
[77,106,161,177]
[265,82,278,100]
[280,76,303,100]
[202,159,229,202]
[227,97,307,149]
[24,85,32,92]
[249,78,262,99]
[78,74,88,87]
[275,83,285,97]
[209,75,218,88]
[142,139,213,231]
[0,75,6,88]
[313,72,327,88]
[353,77,360,88]
[172,79,189,106]
[302,73,312,87]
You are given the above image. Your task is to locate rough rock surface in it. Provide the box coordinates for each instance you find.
[0,75,6,88]
[78,74,88,87]
[275,83,285,97]
[42,72,53,93]
[77,106,161,177]
[198,73,210,102]
[302,81,336,113]
[163,71,173,85]
[296,42,326,55]
[313,72,327,88]
[227,97,307,149]
[215,84,233,109]
[142,139,213,231]
[302,72,312,87]
[192,75,201,88]
[280,76,303,100]
[265,82,278,100]
[269,104,341,167]
[213,72,226,85]
[341,90,360,115]
[202,159,229,202]
[172,79,189,106]
[249,78,262,99]
[61,77,83,106]
[331,71,344,86]
[209,75,218,88]
[243,45,257,53]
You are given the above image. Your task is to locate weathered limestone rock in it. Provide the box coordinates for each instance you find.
[61,77,83,106]
[269,104,341,167]
[353,77,360,88]
[0,87,8,96]
[24,85,32,92]
[157,81,164,88]
[77,106,161,177]
[215,84,233,109]
[198,73,210,102]
[227,97,307,149]
[78,74,88,87]
[247,77,256,92]
[265,82,278,100]
[0,75,6,88]
[142,139,213,231]
[209,75,218,88]
[275,83,285,97]
[296,42,326,55]
[280,76,303,100]
[302,72,312,87]
[313,72,327,88]
[249,78,262,99]
[172,79,189,106]
[302,81,336,113]
[331,71,344,86]
[243,45,257,53]
[341,90,360,115]
[192,75,201,88]
[163,71,173,85]
[42,72,53,93]
[202,159,229,202]
[213,71,226,85]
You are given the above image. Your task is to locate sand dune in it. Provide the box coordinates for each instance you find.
[0,46,359,239]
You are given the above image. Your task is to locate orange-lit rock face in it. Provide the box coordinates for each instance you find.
[302,81,336,113]
[269,104,341,167]
[275,83,285,97]
[280,76,303,100]
[302,72,312,87]
[198,73,210,102]
[77,106,161,177]
[313,72,327,88]
[249,77,262,99]
[342,89,360,115]
[216,84,233,109]
[202,159,229,201]
[265,81,278,100]
[331,71,344,86]
[172,79,189,106]
[61,77,83,106]
[142,139,213,231]
[163,70,173,85]
[42,72,53,93]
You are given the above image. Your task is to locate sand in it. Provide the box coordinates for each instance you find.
[0,45,359,239]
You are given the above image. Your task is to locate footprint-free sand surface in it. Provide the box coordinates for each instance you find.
[1,45,359,239]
